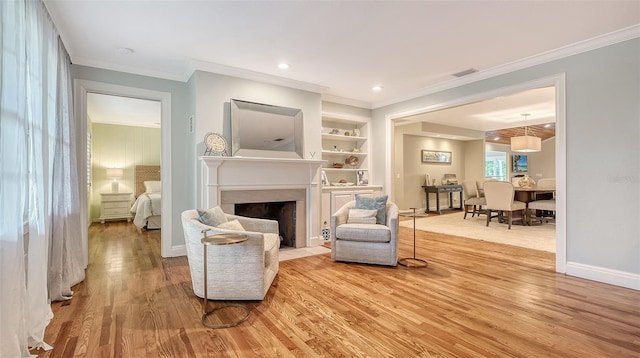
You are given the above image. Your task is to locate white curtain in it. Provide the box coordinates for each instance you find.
[1,0,84,356]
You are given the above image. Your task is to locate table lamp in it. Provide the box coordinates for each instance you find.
[106,168,124,193]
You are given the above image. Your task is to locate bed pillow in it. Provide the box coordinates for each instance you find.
[347,209,378,224]
[216,219,245,231]
[354,194,388,224]
[197,206,228,227]
[144,181,162,193]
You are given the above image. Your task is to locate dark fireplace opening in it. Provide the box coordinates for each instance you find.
[234,201,296,248]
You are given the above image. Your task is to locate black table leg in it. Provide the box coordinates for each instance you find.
[425,192,430,213]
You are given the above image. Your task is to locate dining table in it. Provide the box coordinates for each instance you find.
[513,186,555,203]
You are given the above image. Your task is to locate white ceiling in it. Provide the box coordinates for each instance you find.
[398,86,555,130]
[87,93,161,128]
[45,1,640,110]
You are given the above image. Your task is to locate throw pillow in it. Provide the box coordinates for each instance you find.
[144,180,161,193]
[347,208,378,224]
[216,219,245,231]
[354,194,388,224]
[197,206,228,227]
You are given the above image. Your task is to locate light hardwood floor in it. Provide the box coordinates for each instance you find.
[36,221,640,357]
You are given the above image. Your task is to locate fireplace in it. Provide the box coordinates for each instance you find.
[220,188,306,248]
[235,201,297,248]
[199,156,324,248]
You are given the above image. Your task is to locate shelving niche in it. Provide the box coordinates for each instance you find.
[320,111,383,241]
[321,112,370,187]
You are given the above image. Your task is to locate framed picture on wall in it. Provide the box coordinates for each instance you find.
[421,150,452,164]
[512,155,528,173]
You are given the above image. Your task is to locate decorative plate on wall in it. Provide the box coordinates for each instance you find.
[204,132,227,156]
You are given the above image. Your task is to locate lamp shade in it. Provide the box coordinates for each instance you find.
[106,168,124,178]
[510,135,541,152]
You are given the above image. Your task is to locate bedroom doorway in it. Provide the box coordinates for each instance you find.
[75,80,172,259]
[86,93,161,227]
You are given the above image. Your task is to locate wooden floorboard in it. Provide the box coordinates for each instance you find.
[34,221,640,357]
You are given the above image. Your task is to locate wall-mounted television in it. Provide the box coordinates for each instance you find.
[512,154,528,173]
[230,99,304,159]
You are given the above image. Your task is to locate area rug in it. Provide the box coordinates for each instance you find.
[399,211,555,253]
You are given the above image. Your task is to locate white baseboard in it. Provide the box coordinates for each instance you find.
[308,236,323,247]
[566,261,640,290]
[171,244,187,257]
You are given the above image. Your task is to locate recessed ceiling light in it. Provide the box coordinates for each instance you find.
[494,137,500,141]
[372,85,383,92]
[278,63,290,70]
[544,124,553,128]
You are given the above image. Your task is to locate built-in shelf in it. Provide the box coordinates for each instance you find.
[321,133,367,142]
[321,150,367,156]
[323,168,366,173]
[321,111,371,188]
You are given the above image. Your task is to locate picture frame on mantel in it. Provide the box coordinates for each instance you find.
[421,150,451,164]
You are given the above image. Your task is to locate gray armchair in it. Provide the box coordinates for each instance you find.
[181,209,280,300]
[330,200,399,266]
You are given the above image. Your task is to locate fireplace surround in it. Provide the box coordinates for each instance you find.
[199,156,324,248]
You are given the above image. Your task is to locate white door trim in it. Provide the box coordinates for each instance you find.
[384,73,567,273]
[74,79,173,258]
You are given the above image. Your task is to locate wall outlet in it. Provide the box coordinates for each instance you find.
[535,173,543,177]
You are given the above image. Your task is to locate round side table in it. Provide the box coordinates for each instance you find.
[201,229,250,328]
[398,208,428,268]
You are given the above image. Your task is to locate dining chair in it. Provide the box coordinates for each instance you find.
[484,181,526,229]
[462,180,486,219]
[528,178,556,225]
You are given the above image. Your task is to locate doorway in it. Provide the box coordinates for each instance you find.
[75,80,173,258]
[385,74,566,272]
[87,93,161,227]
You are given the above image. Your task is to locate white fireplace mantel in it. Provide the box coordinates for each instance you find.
[199,156,325,247]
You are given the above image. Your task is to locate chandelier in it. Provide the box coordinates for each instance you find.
[510,113,541,152]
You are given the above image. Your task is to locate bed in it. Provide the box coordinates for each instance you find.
[130,165,161,229]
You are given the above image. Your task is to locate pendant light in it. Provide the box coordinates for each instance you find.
[510,113,541,152]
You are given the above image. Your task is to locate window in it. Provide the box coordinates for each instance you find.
[485,150,507,181]
[87,131,92,187]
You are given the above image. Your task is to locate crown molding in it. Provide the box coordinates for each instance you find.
[188,59,329,93]
[70,24,639,110]
[321,93,372,109]
[70,55,189,82]
[372,24,640,109]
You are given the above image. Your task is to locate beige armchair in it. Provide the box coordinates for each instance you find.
[331,200,399,266]
[484,181,526,229]
[181,209,280,300]
[528,178,556,225]
[462,180,486,219]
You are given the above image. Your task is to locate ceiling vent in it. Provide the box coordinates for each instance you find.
[452,68,478,77]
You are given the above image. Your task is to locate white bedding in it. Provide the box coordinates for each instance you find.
[130,192,161,228]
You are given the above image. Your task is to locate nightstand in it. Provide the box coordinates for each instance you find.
[100,192,133,224]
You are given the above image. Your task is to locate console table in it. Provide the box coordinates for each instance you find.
[422,185,463,214]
